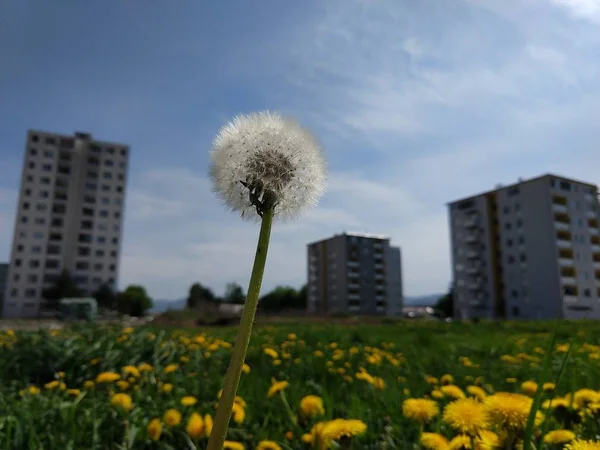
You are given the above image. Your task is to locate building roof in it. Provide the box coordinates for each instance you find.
[307,231,390,246]
[447,173,599,207]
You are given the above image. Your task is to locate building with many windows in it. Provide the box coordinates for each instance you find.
[2,130,129,318]
[306,232,403,316]
[448,174,600,320]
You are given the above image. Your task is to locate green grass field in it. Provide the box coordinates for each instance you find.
[1,320,600,449]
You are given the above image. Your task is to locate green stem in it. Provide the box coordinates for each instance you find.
[207,209,274,450]
[280,390,298,427]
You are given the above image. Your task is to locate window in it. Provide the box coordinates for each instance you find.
[101,197,110,205]
[34,231,45,239]
[88,156,100,166]
[99,210,108,217]
[31,135,39,143]
[511,289,518,298]
[81,220,93,230]
[15,259,22,267]
[104,159,114,166]
[515,203,520,211]
[106,147,115,154]
[120,148,127,156]
[82,207,94,217]
[505,222,512,230]
[114,211,120,219]
[79,234,92,243]
[508,255,515,264]
[41,177,51,185]
[117,173,124,181]
[97,236,106,244]
[57,165,70,175]
[51,217,63,227]
[574,200,581,210]
[112,237,119,245]
[27,274,38,283]
[560,180,572,191]
[25,289,36,299]
[507,186,520,197]
[16,244,24,252]
[85,182,97,191]
[32,245,42,254]
[506,239,513,247]
[116,185,123,193]
[95,249,105,257]
[43,150,53,158]
[47,244,60,255]
[520,254,527,263]
[23,202,30,210]
[76,261,89,270]
[516,219,523,228]
[28,161,35,169]
[44,274,58,283]
[83,195,95,204]
[52,204,66,214]
[34,217,45,225]
[114,198,121,206]
[29,260,40,269]
[503,206,510,214]
[40,190,49,198]
[21,216,28,224]
[45,259,60,269]
[102,172,112,180]
[518,236,525,245]
[24,188,31,196]
[87,171,98,179]
[45,137,56,145]
[113,225,119,232]
[10,288,18,296]
[584,288,591,297]
[109,264,116,271]
[42,164,52,171]
[37,203,47,211]
[102,184,110,192]
[78,247,90,256]
[110,250,117,257]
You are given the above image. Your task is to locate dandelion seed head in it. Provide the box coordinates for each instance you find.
[209,111,327,222]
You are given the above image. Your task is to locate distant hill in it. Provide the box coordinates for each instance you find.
[404,293,443,307]
[151,298,186,313]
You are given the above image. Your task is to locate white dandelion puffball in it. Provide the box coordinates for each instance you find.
[209,111,327,222]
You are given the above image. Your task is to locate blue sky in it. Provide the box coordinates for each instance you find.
[1,0,600,301]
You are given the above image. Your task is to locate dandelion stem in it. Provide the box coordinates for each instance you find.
[207,208,274,450]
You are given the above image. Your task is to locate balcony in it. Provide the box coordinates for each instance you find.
[347,260,359,267]
[465,265,482,275]
[552,203,568,213]
[347,271,359,279]
[348,283,360,290]
[466,250,480,259]
[464,234,478,244]
[588,210,598,219]
[348,293,360,300]
[592,245,600,253]
[558,258,573,266]
[563,295,578,304]
[591,227,599,236]
[554,221,570,231]
[556,239,572,248]
[594,261,600,270]
[374,273,385,281]
[561,276,577,285]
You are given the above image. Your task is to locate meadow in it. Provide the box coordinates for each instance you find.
[1,319,600,449]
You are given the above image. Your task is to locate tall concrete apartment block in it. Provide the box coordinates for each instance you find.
[307,232,403,316]
[448,174,600,321]
[2,130,129,318]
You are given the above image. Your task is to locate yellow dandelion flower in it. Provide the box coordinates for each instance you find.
[320,419,367,444]
[285,431,294,440]
[421,432,449,450]
[264,348,279,359]
[163,408,182,427]
[426,376,439,385]
[242,363,251,374]
[83,380,94,390]
[521,381,538,396]
[506,378,517,384]
[122,326,134,334]
[441,384,466,400]
[476,430,500,450]
[432,389,444,399]
[67,388,81,396]
[111,393,133,411]
[300,395,325,417]
[314,350,324,357]
[57,371,65,379]
[28,386,41,395]
[573,389,600,408]
[122,365,140,378]
[223,441,245,450]
[268,380,289,397]
[138,362,153,372]
[448,435,471,450]
[186,412,204,439]
[116,380,129,391]
[232,402,246,423]
[147,418,162,441]
[257,441,282,450]
[164,364,178,374]
[301,433,313,444]
[44,380,60,390]
[565,440,600,450]
[204,414,213,436]
[96,372,121,383]
[441,374,454,385]
[443,397,490,436]
[544,430,576,445]
[181,396,197,406]
[543,382,556,392]
[467,385,487,401]
[161,383,174,393]
[485,392,543,430]
[402,398,439,423]
[542,397,570,410]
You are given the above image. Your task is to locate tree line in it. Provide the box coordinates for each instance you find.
[41,270,307,317]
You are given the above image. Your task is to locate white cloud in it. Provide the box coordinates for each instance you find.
[550,0,600,23]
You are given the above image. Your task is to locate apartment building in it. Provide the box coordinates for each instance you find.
[448,174,600,321]
[0,263,8,312]
[307,232,403,316]
[2,131,129,318]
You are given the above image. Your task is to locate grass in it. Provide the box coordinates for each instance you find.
[1,319,600,449]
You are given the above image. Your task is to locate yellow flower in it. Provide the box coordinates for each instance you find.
[257,441,282,450]
[443,397,490,436]
[242,363,251,374]
[573,389,600,408]
[441,374,454,385]
[300,395,325,417]
[268,380,289,397]
[204,414,213,436]
[147,418,162,441]
[402,398,439,423]
[122,326,134,334]
[426,376,439,385]
[122,365,140,378]
[506,377,517,384]
[186,412,204,439]
[27,386,41,395]
[67,388,81,396]
[181,396,197,406]
[44,380,60,390]
[431,389,444,399]
[164,364,178,374]
[161,383,174,393]
[544,430,576,445]
[565,440,600,450]
[232,402,246,423]
[441,385,466,400]
[543,382,556,392]
[138,362,153,372]
[57,371,65,379]
[521,381,538,396]
[264,348,279,359]
[421,432,450,450]
[477,430,500,450]
[111,393,134,411]
[288,333,297,340]
[223,441,245,450]
[314,350,324,357]
[448,435,471,450]
[285,431,294,440]
[96,372,121,383]
[467,385,487,401]
[320,419,367,445]
[163,408,182,427]
[485,392,543,430]
[83,380,95,390]
[116,380,129,391]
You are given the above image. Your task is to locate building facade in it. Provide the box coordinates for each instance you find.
[2,131,129,318]
[448,174,600,320]
[307,232,403,316]
[0,263,8,315]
